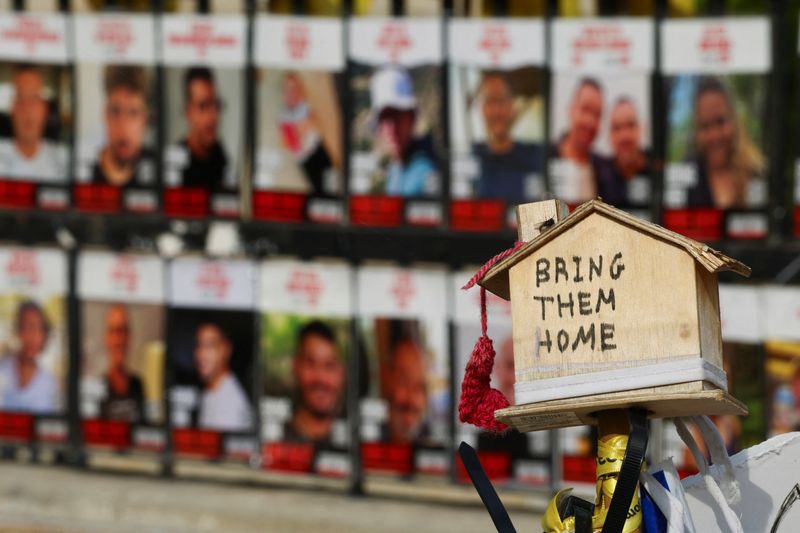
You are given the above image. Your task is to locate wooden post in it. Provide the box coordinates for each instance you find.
[515,200,569,242]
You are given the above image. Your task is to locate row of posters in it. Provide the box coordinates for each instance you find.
[0,12,781,239]
[2,246,800,487]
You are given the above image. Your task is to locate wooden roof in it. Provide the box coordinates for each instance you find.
[479,199,751,300]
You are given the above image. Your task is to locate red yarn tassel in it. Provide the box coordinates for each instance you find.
[458,287,510,432]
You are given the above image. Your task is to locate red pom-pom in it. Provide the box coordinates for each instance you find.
[459,334,510,432]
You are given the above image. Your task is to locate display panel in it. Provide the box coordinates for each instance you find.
[167,258,258,461]
[73,13,158,213]
[348,18,444,226]
[661,17,771,240]
[77,251,165,452]
[259,259,352,477]
[451,270,550,487]
[548,18,654,217]
[448,19,546,231]
[253,15,344,224]
[0,13,71,210]
[0,246,68,446]
[161,14,247,218]
[357,265,449,476]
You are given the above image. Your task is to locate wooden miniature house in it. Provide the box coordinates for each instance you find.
[479,199,750,432]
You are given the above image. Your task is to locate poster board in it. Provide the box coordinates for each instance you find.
[253,15,345,224]
[160,14,247,218]
[448,18,546,231]
[661,17,771,240]
[348,17,444,227]
[77,251,165,452]
[72,13,159,214]
[167,257,258,461]
[548,18,654,218]
[258,258,352,477]
[0,13,71,211]
[0,246,68,446]
[452,269,550,486]
[356,264,449,476]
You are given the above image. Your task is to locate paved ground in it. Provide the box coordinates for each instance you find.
[0,459,544,533]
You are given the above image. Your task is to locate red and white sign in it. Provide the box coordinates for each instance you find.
[349,18,441,67]
[0,13,68,63]
[77,251,164,304]
[160,15,246,67]
[255,15,343,71]
[0,246,66,297]
[357,265,446,319]
[73,14,155,65]
[661,18,770,75]
[169,257,255,310]
[551,18,653,73]
[259,259,351,316]
[451,270,511,326]
[448,19,544,69]
[718,284,761,343]
[762,285,800,341]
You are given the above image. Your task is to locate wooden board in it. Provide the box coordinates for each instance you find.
[495,381,747,433]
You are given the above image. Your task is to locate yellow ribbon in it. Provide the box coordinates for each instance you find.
[541,435,642,533]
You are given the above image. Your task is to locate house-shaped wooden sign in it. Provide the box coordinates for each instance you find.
[479,199,750,432]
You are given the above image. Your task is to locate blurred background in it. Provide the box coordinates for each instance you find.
[0,0,798,531]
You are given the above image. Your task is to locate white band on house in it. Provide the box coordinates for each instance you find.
[514,357,728,405]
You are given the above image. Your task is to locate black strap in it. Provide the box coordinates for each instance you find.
[600,408,649,533]
[458,442,516,533]
[564,494,594,533]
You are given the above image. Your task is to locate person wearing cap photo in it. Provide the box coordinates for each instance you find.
[370,67,438,197]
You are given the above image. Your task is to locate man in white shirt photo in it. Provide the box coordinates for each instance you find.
[193,322,252,432]
[0,64,67,182]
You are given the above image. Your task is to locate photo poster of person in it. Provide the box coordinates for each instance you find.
[348,17,445,227]
[72,12,159,214]
[661,284,766,478]
[167,257,258,462]
[0,12,71,211]
[357,264,449,477]
[0,246,68,447]
[761,286,800,439]
[258,259,352,478]
[451,269,550,487]
[77,251,166,453]
[161,13,247,219]
[253,14,345,224]
[548,18,654,219]
[448,18,546,232]
[661,17,771,241]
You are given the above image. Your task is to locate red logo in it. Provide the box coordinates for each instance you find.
[698,24,731,64]
[390,272,415,310]
[377,22,412,63]
[286,269,323,307]
[94,19,134,55]
[285,22,310,61]
[167,22,237,58]
[1,16,61,54]
[110,257,138,293]
[571,25,630,67]
[478,24,511,64]
[195,264,230,300]
[5,250,40,287]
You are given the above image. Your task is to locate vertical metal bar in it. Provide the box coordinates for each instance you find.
[245,0,256,220]
[543,0,556,201]
[161,262,175,478]
[341,0,353,225]
[441,0,453,231]
[66,248,84,467]
[651,0,665,225]
[347,263,364,495]
[391,0,404,17]
[154,0,165,214]
[768,0,788,238]
[447,318,457,483]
